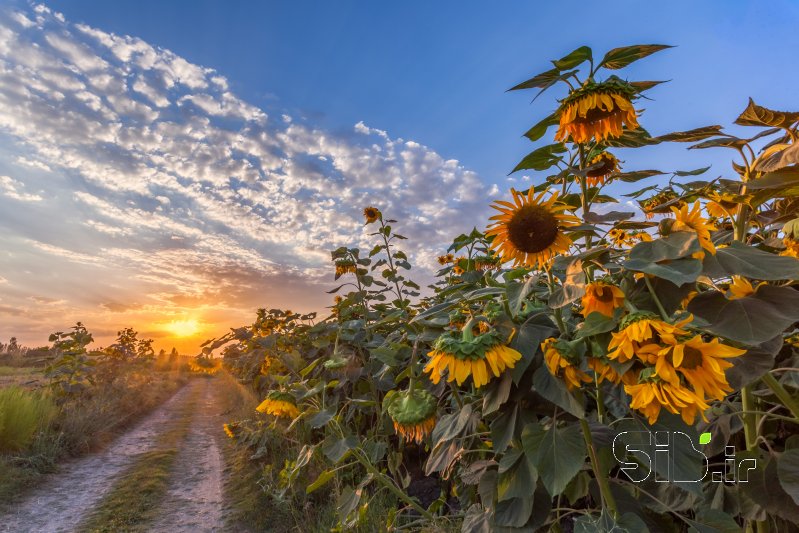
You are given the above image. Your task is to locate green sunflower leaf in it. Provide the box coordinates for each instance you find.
[552,45,593,70]
[598,44,673,70]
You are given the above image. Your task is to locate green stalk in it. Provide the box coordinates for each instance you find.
[579,418,617,518]
[741,387,758,451]
[354,450,435,520]
[644,276,669,321]
[761,372,799,421]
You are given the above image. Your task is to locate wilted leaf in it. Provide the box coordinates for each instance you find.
[735,98,799,129]
[656,125,724,142]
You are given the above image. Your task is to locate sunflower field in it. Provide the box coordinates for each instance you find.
[206,44,799,532]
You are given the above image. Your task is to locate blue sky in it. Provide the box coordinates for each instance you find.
[1,1,797,351]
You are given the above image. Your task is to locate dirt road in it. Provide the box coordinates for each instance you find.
[0,378,229,533]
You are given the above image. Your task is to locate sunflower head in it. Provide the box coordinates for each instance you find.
[363,206,381,224]
[781,237,799,258]
[541,337,592,390]
[608,313,691,363]
[335,259,357,277]
[424,330,521,388]
[223,422,239,439]
[670,201,717,256]
[256,391,300,419]
[581,281,625,318]
[386,388,437,443]
[726,276,763,300]
[625,378,711,425]
[585,152,620,187]
[705,192,740,219]
[486,188,579,268]
[555,79,639,144]
[640,189,681,219]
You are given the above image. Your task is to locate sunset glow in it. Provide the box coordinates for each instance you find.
[165,319,201,338]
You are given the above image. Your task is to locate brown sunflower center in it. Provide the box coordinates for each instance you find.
[593,287,615,303]
[587,156,617,178]
[573,105,618,125]
[507,204,560,253]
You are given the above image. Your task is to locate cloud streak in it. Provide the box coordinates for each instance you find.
[0,3,494,351]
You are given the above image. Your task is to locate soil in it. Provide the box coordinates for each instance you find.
[0,378,228,533]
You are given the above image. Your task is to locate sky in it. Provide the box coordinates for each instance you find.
[1,1,798,353]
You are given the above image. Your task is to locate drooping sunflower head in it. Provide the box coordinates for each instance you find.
[363,206,381,224]
[256,391,300,419]
[640,189,681,219]
[541,337,592,390]
[607,312,692,363]
[486,188,579,269]
[386,388,438,444]
[670,201,717,256]
[625,377,711,425]
[334,259,358,277]
[781,237,799,258]
[474,254,500,271]
[581,281,625,318]
[653,334,745,401]
[705,192,740,219]
[726,276,760,300]
[223,422,239,439]
[555,79,639,144]
[585,152,620,187]
[424,330,521,388]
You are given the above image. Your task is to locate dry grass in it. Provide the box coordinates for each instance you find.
[0,365,186,511]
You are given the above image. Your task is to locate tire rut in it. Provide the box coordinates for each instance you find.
[0,380,200,533]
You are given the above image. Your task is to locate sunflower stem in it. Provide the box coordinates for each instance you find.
[579,418,618,518]
[741,386,759,451]
[644,275,669,320]
[761,372,799,421]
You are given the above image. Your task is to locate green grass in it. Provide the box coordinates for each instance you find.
[0,386,56,452]
[78,386,196,533]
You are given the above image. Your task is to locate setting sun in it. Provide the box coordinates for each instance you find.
[165,319,201,338]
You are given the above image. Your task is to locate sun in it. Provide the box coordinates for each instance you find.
[166,319,201,338]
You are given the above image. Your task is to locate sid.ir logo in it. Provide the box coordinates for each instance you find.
[612,431,757,483]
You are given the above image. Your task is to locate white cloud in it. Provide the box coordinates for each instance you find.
[0,175,43,202]
[0,3,495,347]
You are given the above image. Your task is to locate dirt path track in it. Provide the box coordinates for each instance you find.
[0,378,227,533]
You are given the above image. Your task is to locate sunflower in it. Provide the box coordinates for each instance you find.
[646,335,745,401]
[363,206,381,224]
[386,388,437,444]
[424,329,521,388]
[607,313,691,363]
[542,338,592,390]
[640,190,681,219]
[781,237,799,258]
[727,276,764,300]
[555,80,639,144]
[335,260,357,277]
[585,152,620,187]
[223,423,237,439]
[705,192,739,219]
[474,255,500,271]
[608,228,629,246]
[581,281,625,318]
[786,331,799,349]
[486,188,579,268]
[587,357,640,386]
[256,391,300,419]
[625,378,711,425]
[680,290,698,309]
[670,201,717,256]
[452,265,464,276]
